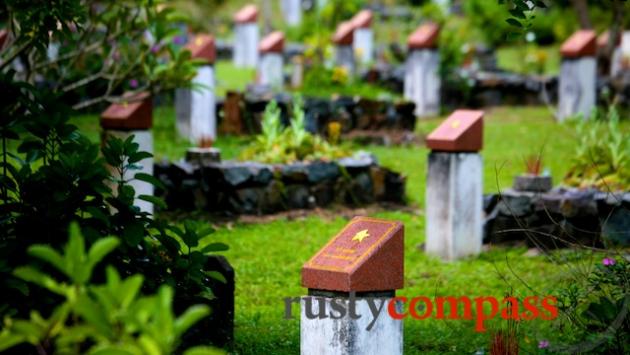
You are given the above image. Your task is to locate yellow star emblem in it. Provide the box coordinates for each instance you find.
[450,119,461,129]
[351,229,370,243]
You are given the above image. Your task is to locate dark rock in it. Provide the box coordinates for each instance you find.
[281,163,308,183]
[311,182,335,206]
[231,188,263,214]
[306,161,340,183]
[483,194,499,214]
[383,169,406,203]
[497,190,533,217]
[352,172,374,204]
[602,206,630,246]
[220,162,273,187]
[286,184,311,209]
[513,175,553,192]
[338,152,378,175]
[561,189,597,217]
[186,147,221,165]
[261,180,285,213]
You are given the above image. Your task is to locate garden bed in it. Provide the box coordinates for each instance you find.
[155,152,406,215]
[484,187,630,247]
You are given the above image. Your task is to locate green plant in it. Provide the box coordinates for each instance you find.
[240,98,350,164]
[564,106,630,190]
[0,223,223,355]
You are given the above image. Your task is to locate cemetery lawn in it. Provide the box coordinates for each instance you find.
[69,106,629,354]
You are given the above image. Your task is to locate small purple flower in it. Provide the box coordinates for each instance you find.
[150,44,161,54]
[129,79,139,88]
[173,35,186,45]
[603,258,616,266]
[538,340,549,349]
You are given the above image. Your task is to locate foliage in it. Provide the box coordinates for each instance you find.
[554,256,630,354]
[564,106,630,190]
[1,0,199,110]
[240,97,350,164]
[299,65,397,100]
[0,223,223,355]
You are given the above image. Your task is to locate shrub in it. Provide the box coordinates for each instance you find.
[239,97,350,164]
[0,223,223,355]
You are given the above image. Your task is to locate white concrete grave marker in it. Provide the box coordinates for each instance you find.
[281,0,302,26]
[175,34,217,143]
[351,10,374,66]
[404,23,441,118]
[332,21,356,75]
[558,30,596,121]
[258,31,285,88]
[425,110,484,261]
[233,4,259,68]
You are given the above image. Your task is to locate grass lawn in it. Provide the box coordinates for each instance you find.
[67,105,627,353]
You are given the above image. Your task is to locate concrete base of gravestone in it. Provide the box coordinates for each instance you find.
[335,45,355,75]
[558,57,595,121]
[291,56,304,88]
[104,130,154,215]
[234,23,259,68]
[300,296,403,355]
[186,147,221,165]
[426,152,482,261]
[281,0,302,26]
[353,28,373,65]
[404,49,440,118]
[259,52,284,88]
[175,65,216,143]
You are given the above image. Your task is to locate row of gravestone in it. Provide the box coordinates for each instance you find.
[218,90,416,137]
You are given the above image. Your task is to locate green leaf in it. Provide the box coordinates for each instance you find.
[204,270,227,284]
[138,195,167,209]
[86,237,120,273]
[174,305,210,338]
[128,151,153,164]
[200,243,229,254]
[27,245,65,273]
[509,9,526,19]
[13,267,67,295]
[506,18,522,28]
[0,333,27,352]
[183,346,226,355]
[134,172,166,190]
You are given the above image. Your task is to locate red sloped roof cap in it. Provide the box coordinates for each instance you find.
[259,31,285,53]
[560,30,597,58]
[426,109,484,152]
[352,10,373,29]
[332,21,355,45]
[408,23,440,49]
[100,92,153,130]
[234,4,258,24]
[186,34,215,64]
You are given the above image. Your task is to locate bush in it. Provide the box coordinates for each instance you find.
[0,223,223,355]
[239,97,350,164]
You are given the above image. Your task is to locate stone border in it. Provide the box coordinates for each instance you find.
[155,153,406,215]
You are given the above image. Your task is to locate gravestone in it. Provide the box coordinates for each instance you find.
[258,31,285,88]
[291,55,304,88]
[558,30,596,121]
[301,216,404,355]
[425,110,483,261]
[281,0,302,26]
[621,31,630,70]
[351,10,374,65]
[233,4,259,68]
[100,92,154,214]
[332,21,355,75]
[404,23,440,118]
[597,31,622,77]
[175,34,216,143]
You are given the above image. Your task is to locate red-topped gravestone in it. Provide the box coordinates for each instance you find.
[407,22,440,50]
[101,92,154,214]
[558,30,596,121]
[186,34,215,64]
[302,216,403,292]
[259,31,284,53]
[100,92,152,130]
[426,109,483,152]
[560,30,596,58]
[0,29,8,51]
[425,110,484,261]
[351,10,373,29]
[233,4,258,24]
[332,21,355,45]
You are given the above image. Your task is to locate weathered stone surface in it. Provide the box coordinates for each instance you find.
[602,207,630,246]
[497,190,535,217]
[286,184,310,209]
[513,175,552,192]
[338,152,378,173]
[306,161,340,183]
[302,216,404,292]
[220,162,273,187]
[300,297,403,355]
[426,152,482,261]
[558,56,596,121]
[186,147,221,165]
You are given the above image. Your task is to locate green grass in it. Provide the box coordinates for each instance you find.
[67,105,629,354]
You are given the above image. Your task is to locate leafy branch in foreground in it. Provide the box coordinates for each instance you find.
[0,222,223,355]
